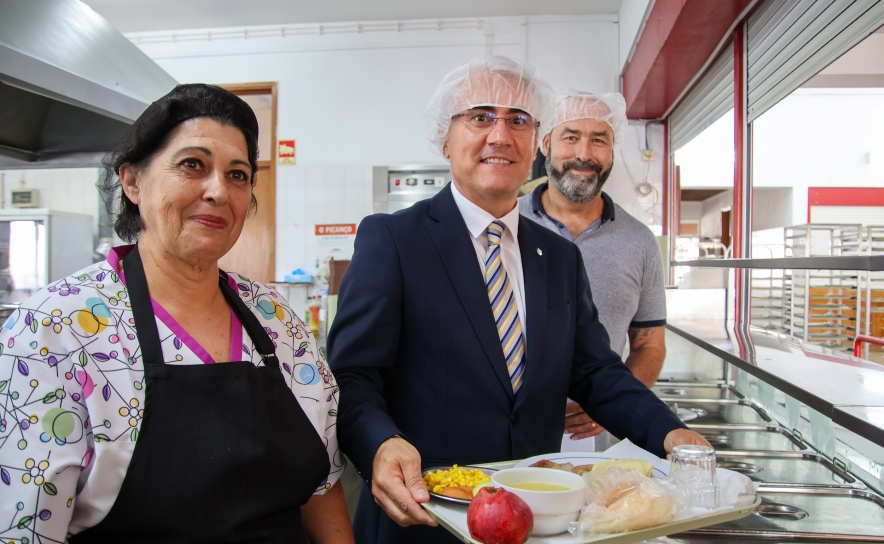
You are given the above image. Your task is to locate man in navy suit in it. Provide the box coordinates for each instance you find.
[327,56,711,544]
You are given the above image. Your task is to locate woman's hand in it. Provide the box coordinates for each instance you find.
[301,480,356,544]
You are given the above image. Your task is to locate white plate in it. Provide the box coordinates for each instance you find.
[514,453,669,477]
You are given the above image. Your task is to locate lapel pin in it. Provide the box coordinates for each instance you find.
[537,248,543,256]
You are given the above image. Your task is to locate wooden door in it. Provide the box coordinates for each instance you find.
[219,162,275,282]
[721,210,731,250]
[218,82,277,284]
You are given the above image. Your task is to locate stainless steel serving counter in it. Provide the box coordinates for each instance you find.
[666,321,884,449]
[653,325,884,543]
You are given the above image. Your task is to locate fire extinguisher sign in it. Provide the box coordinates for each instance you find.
[278,140,296,165]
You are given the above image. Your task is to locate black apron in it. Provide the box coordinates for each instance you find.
[70,244,331,544]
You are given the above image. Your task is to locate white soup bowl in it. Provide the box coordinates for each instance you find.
[491,467,586,535]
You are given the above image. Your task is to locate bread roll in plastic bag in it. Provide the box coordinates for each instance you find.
[568,467,684,536]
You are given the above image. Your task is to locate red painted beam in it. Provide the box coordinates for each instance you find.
[622,0,753,119]
[808,187,884,207]
[662,119,669,236]
[733,24,748,328]
[732,25,746,259]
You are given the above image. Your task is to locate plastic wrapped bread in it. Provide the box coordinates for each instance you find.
[573,467,679,535]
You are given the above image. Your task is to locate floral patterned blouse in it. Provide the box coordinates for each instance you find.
[0,245,342,543]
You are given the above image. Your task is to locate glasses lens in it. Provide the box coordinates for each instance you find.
[508,115,532,130]
[465,112,534,131]
[467,113,495,129]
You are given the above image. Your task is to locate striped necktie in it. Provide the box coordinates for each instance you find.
[485,220,526,393]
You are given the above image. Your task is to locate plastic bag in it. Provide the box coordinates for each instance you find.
[569,464,757,537]
[569,467,684,537]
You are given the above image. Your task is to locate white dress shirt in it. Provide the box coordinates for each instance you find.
[450,181,528,341]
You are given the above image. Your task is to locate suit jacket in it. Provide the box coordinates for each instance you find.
[327,184,685,544]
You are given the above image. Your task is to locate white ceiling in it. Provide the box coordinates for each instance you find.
[83,0,622,34]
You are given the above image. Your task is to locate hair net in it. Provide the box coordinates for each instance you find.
[550,90,627,147]
[425,56,556,157]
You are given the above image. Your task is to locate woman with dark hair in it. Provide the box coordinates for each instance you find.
[0,84,355,543]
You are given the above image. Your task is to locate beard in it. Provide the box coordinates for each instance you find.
[546,148,613,204]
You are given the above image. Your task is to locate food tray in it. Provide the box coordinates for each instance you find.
[421,460,760,544]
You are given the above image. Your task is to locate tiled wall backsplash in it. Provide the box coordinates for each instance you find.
[275,164,373,281]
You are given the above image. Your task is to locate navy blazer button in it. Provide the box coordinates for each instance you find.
[511,413,520,425]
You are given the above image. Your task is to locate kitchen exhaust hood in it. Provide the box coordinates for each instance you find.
[0,0,177,168]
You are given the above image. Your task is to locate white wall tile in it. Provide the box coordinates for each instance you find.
[287,185,306,216]
[305,205,325,225]
[305,185,324,208]
[344,201,364,222]
[274,183,288,222]
[289,165,305,186]
[345,164,367,185]
[324,165,345,185]
[324,184,344,208]
[305,165,324,185]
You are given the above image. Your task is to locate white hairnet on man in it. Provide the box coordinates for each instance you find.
[425,56,556,157]
[549,90,627,148]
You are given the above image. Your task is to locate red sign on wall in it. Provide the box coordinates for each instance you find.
[315,224,357,236]
[278,140,295,165]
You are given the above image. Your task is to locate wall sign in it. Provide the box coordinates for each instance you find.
[315,224,357,263]
[315,224,356,235]
[278,140,296,165]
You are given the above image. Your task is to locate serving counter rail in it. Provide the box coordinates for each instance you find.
[658,326,884,543]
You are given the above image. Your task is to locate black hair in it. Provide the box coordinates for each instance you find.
[99,83,260,242]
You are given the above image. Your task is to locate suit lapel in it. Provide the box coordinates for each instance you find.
[428,186,515,400]
[515,218,548,407]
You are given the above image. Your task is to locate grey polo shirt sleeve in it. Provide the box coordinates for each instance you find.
[630,234,667,329]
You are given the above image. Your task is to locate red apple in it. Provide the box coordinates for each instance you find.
[467,487,534,544]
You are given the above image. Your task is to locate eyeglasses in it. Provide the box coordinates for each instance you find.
[450,111,539,132]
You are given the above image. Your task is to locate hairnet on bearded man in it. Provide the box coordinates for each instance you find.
[548,90,627,148]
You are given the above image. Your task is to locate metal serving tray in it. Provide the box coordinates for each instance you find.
[681,486,884,541]
[653,382,744,401]
[667,399,773,426]
[715,451,861,488]
[689,424,807,452]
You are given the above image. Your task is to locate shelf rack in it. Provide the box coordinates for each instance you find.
[785,225,862,351]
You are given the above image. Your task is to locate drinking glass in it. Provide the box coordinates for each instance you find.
[669,445,719,509]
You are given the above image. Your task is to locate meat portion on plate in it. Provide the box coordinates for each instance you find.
[530,459,594,475]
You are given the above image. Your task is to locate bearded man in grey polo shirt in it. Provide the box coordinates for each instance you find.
[518,91,667,452]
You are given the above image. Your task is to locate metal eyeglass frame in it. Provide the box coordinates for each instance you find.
[450,111,540,132]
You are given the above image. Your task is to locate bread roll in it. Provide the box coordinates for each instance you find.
[579,467,677,534]
[591,458,654,478]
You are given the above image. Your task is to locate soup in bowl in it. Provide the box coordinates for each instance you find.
[491,467,586,535]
